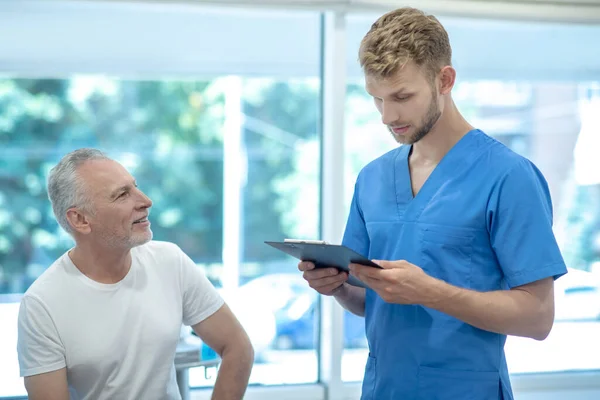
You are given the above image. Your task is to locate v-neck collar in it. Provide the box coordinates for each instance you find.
[394,129,481,220]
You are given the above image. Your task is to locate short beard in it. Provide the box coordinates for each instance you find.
[98,229,153,250]
[390,89,441,145]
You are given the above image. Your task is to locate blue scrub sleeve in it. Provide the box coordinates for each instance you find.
[487,159,567,288]
[342,177,370,258]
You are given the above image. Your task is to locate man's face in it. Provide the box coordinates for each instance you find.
[365,61,442,145]
[77,159,153,250]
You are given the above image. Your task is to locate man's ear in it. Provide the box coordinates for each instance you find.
[66,208,92,235]
[438,65,456,95]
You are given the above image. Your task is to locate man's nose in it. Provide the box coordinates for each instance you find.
[136,190,152,209]
[381,101,400,126]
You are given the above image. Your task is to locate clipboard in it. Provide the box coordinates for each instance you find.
[264,240,381,288]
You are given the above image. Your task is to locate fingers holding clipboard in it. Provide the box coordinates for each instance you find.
[264,239,381,288]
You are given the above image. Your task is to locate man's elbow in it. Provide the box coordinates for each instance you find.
[530,307,555,341]
[223,331,254,365]
[242,337,255,365]
[234,336,254,374]
[530,324,552,341]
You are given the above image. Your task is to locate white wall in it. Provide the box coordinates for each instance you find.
[2,1,600,81]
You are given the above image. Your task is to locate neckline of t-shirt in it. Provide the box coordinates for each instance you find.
[62,249,138,291]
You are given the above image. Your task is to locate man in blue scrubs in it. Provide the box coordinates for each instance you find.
[299,7,567,400]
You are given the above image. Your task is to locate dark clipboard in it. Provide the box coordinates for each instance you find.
[264,240,381,289]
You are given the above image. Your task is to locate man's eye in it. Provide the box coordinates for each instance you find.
[119,192,128,198]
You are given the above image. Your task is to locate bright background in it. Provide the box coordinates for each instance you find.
[1,1,600,399]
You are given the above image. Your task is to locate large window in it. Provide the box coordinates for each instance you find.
[342,14,600,382]
[0,74,321,395]
[0,3,322,396]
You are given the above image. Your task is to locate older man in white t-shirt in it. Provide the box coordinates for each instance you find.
[17,148,254,400]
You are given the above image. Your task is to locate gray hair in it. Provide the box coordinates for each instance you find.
[47,148,110,234]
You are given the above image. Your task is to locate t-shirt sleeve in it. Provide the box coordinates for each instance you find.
[177,247,224,327]
[487,159,568,288]
[17,295,66,377]
[342,176,370,257]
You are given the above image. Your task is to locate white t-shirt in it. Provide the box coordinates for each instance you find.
[17,240,224,400]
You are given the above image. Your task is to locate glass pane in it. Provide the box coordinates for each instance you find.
[503,82,600,374]
[189,77,322,387]
[342,13,600,382]
[0,73,320,397]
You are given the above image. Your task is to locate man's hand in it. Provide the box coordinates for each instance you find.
[351,260,556,340]
[298,261,348,296]
[349,260,436,304]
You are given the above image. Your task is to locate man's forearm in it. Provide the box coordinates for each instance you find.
[211,344,253,400]
[423,278,554,340]
[334,283,366,317]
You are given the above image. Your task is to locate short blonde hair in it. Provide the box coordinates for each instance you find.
[359,7,452,81]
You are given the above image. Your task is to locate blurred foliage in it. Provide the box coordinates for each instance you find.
[557,181,600,272]
[0,77,320,294]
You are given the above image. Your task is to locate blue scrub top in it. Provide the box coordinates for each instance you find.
[342,129,567,400]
